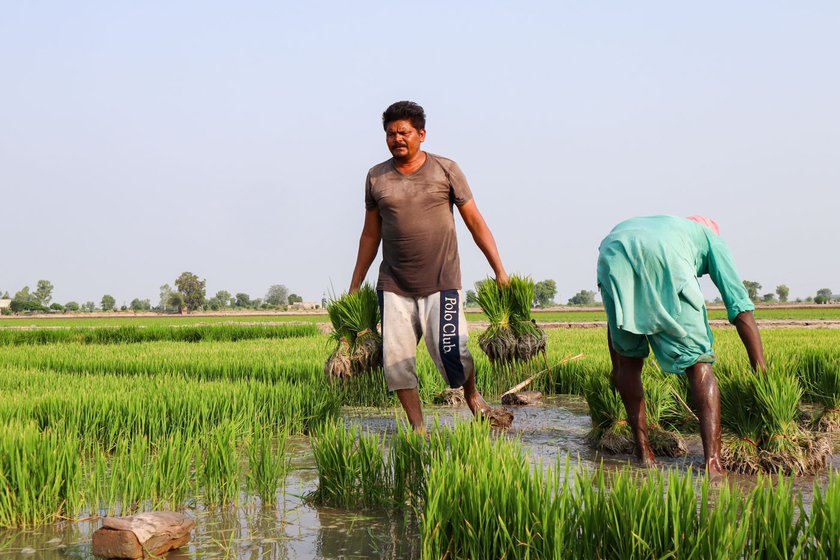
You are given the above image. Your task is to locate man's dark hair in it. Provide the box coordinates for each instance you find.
[382,101,426,131]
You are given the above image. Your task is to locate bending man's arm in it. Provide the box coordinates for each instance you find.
[349,208,382,293]
[733,310,766,372]
[457,199,508,286]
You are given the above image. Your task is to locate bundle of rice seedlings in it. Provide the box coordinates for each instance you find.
[754,370,808,475]
[476,279,516,364]
[584,373,634,454]
[719,370,765,474]
[476,275,546,364]
[719,369,829,475]
[797,349,840,432]
[324,284,382,379]
[643,375,688,457]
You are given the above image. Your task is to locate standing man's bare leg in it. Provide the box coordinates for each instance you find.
[608,332,655,465]
[462,369,491,416]
[685,362,723,477]
[396,388,425,432]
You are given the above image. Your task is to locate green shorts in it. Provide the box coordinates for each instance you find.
[601,291,716,374]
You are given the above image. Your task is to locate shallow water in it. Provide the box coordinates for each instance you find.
[2,398,837,558]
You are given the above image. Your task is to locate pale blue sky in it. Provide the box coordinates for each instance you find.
[2,2,838,305]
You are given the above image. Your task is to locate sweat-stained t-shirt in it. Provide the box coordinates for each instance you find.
[365,152,473,297]
[596,215,755,338]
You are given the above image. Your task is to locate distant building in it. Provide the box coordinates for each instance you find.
[0,299,10,311]
[289,301,320,311]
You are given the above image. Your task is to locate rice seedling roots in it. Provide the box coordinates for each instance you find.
[647,426,688,457]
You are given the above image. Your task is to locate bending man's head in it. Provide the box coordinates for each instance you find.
[382,101,426,132]
[686,215,721,236]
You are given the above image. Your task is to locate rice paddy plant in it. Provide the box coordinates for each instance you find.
[246,423,289,504]
[476,275,547,364]
[0,323,319,346]
[796,348,840,431]
[805,471,840,559]
[309,419,389,509]
[0,422,81,527]
[200,420,241,506]
[744,475,805,559]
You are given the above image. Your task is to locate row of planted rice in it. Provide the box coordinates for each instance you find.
[1,322,839,557]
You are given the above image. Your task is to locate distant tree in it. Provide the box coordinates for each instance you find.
[159,284,174,310]
[215,290,232,308]
[533,279,557,307]
[806,296,814,303]
[101,294,116,311]
[465,289,478,306]
[265,284,290,307]
[775,285,789,303]
[49,303,64,312]
[815,288,833,305]
[13,286,33,304]
[235,293,251,307]
[65,301,80,312]
[1,291,9,299]
[288,293,303,305]
[175,272,206,311]
[82,301,96,312]
[167,291,185,312]
[252,298,264,308]
[130,298,151,311]
[762,293,776,303]
[743,280,762,302]
[568,290,596,306]
[34,280,54,306]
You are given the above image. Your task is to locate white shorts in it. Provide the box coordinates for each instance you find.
[378,289,474,391]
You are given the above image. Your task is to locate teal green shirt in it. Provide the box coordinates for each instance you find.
[597,215,754,338]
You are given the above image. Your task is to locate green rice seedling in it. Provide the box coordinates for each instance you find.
[805,471,840,559]
[642,375,687,457]
[389,422,430,510]
[246,423,289,504]
[694,478,749,559]
[309,419,389,509]
[584,373,635,455]
[199,420,241,506]
[744,474,805,559]
[0,324,319,346]
[0,422,81,528]
[660,373,699,433]
[797,348,840,432]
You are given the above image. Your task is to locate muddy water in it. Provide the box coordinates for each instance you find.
[2,398,837,558]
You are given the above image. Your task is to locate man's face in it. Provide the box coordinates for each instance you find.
[385,119,426,161]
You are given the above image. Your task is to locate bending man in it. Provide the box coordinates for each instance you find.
[597,215,765,476]
[349,101,509,430]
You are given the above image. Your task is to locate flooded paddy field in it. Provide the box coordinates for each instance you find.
[3,397,838,559]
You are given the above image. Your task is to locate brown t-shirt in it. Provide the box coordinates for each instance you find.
[365,152,473,297]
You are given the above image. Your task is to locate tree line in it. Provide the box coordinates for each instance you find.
[1,273,310,314]
[741,281,837,305]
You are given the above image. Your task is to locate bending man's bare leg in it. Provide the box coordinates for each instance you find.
[685,362,724,477]
[608,332,655,465]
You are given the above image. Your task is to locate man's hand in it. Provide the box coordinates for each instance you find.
[495,270,509,288]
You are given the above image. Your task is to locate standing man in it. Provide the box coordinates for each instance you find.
[349,100,509,430]
[597,215,766,477]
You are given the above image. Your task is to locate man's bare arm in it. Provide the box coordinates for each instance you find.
[349,208,382,292]
[457,199,508,286]
[733,310,766,372]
